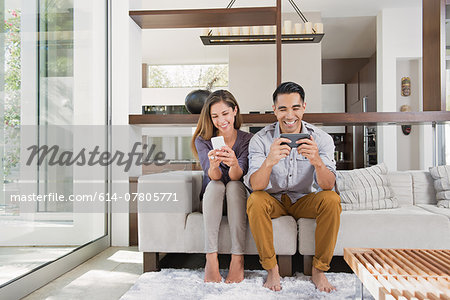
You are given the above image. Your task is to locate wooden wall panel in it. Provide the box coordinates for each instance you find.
[142,63,147,88]
[129,177,138,246]
[359,53,377,112]
[322,58,369,84]
[423,0,446,111]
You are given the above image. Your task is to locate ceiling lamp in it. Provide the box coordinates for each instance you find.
[200,0,324,45]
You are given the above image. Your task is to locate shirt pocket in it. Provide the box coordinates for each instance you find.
[271,160,288,189]
[295,154,310,175]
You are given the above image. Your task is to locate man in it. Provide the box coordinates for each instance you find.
[244,82,341,292]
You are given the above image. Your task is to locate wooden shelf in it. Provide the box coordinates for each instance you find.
[129,7,277,29]
[129,111,450,126]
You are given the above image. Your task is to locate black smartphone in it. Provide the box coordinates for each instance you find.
[280,133,311,148]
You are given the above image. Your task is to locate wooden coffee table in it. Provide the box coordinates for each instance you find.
[344,248,450,300]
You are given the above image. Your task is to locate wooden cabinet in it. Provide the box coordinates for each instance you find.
[359,54,377,112]
[345,53,376,169]
[330,133,352,170]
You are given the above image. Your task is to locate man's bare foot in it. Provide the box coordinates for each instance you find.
[225,254,244,283]
[204,252,222,283]
[263,264,281,291]
[311,267,336,292]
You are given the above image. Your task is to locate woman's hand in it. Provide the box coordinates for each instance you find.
[208,149,221,169]
[215,145,238,168]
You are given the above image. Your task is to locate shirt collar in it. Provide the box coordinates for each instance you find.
[274,120,314,138]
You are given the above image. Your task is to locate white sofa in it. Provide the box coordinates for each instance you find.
[298,170,450,273]
[137,171,296,275]
[138,170,450,275]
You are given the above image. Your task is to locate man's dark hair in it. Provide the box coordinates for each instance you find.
[272,82,305,104]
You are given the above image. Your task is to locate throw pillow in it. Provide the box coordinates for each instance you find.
[336,163,398,210]
[429,165,450,208]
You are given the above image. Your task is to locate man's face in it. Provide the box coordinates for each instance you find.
[273,93,306,134]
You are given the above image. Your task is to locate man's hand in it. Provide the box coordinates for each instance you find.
[296,135,322,166]
[249,138,291,191]
[266,138,292,167]
[297,135,335,190]
[215,145,238,167]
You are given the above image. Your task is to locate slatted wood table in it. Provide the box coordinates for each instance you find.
[344,248,450,300]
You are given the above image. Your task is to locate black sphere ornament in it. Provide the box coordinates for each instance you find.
[185,89,211,114]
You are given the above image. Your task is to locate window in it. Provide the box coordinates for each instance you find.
[147,64,228,89]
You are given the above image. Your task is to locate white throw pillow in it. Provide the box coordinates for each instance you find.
[336,163,398,211]
[429,165,450,208]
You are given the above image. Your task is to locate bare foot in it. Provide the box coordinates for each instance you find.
[311,267,336,293]
[204,253,222,283]
[263,264,281,291]
[225,254,244,283]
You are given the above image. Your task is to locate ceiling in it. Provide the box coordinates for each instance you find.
[136,0,421,61]
[132,0,420,17]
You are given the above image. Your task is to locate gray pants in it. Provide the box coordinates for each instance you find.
[202,180,247,254]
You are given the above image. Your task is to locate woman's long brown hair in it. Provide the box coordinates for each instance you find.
[191,90,243,158]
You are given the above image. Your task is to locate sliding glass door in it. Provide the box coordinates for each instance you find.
[0,0,109,290]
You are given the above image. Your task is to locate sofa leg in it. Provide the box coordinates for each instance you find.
[143,252,160,272]
[303,255,313,276]
[278,255,292,277]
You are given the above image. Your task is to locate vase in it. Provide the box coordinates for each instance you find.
[185,89,211,114]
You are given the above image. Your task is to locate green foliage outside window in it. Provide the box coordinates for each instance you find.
[147,64,228,89]
[4,9,21,182]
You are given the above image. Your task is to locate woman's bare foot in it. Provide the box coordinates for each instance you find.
[225,254,244,283]
[204,252,222,283]
[311,267,336,292]
[263,264,281,291]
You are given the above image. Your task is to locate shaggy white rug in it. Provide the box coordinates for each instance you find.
[120,269,374,300]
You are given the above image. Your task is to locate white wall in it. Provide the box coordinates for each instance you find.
[142,28,228,65]
[142,13,323,115]
[396,59,420,171]
[321,84,345,133]
[143,87,203,106]
[229,12,323,113]
[376,7,427,171]
[228,44,277,113]
[228,42,323,114]
[111,0,142,246]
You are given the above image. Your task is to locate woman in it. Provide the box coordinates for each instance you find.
[191,90,253,283]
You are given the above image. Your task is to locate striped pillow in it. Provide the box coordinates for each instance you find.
[429,165,450,208]
[336,163,398,210]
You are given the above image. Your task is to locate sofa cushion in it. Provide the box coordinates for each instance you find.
[336,163,398,210]
[387,172,413,206]
[298,206,450,256]
[429,165,450,208]
[411,171,436,205]
[416,204,450,220]
[184,212,297,255]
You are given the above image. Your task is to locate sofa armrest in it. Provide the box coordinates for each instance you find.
[137,171,199,252]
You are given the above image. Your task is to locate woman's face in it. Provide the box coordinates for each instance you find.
[210,101,237,136]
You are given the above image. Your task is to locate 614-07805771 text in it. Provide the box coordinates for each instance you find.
[9,192,179,203]
[100,192,179,202]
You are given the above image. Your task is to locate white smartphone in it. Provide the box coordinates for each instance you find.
[211,136,226,150]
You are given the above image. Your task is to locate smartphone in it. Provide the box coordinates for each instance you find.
[211,136,226,150]
[280,133,311,148]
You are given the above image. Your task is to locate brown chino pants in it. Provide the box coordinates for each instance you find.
[246,190,341,271]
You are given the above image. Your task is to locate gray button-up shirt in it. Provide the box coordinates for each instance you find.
[244,121,336,203]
